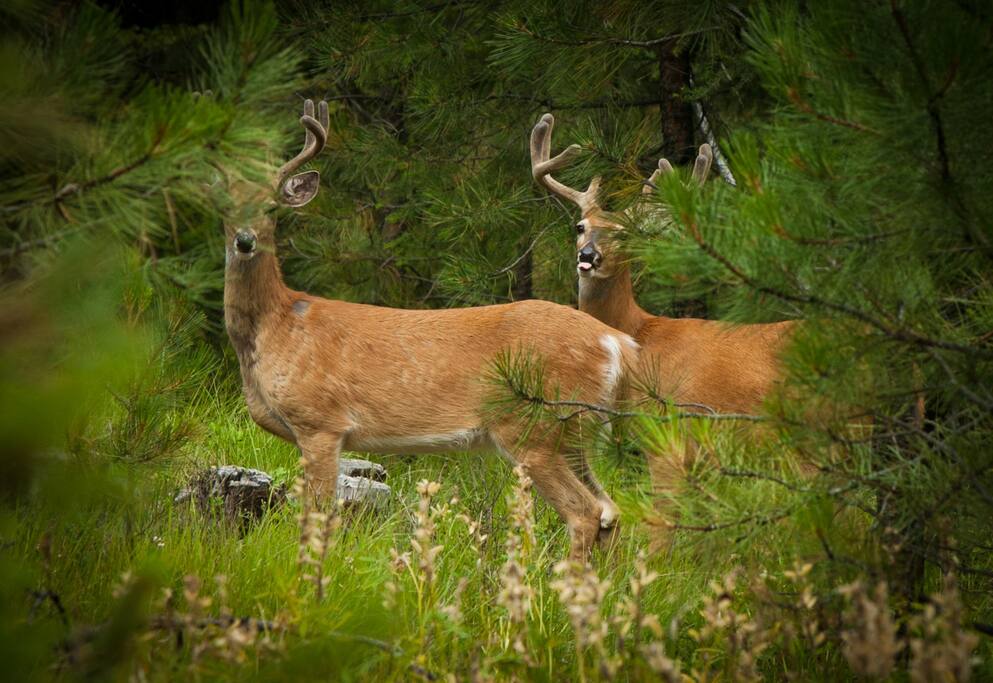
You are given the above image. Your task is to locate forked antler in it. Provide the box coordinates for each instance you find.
[642,144,713,194]
[275,99,329,190]
[531,112,714,213]
[530,113,601,213]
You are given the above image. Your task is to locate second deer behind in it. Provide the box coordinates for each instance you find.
[530,113,796,534]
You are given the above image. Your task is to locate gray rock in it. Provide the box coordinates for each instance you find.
[337,474,391,509]
[176,466,286,525]
[176,464,391,523]
[339,458,387,482]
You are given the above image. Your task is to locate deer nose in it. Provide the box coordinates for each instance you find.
[234,230,257,254]
[578,244,600,265]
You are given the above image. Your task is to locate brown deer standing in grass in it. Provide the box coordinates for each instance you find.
[219,100,640,560]
[529,113,796,536]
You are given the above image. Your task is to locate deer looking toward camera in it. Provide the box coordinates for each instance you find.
[220,100,640,561]
[530,113,796,529]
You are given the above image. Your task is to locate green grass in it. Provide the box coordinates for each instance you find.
[3,389,990,681]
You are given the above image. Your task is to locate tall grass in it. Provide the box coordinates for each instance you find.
[7,388,989,680]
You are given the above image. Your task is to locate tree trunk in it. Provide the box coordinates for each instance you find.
[511,248,532,301]
[658,40,696,165]
[658,40,708,318]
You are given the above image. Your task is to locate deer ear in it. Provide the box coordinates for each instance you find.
[279,170,321,207]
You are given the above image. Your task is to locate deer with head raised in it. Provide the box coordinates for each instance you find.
[530,113,796,530]
[220,100,640,561]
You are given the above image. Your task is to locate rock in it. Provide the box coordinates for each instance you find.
[339,458,387,482]
[176,464,391,523]
[337,474,391,509]
[176,465,287,525]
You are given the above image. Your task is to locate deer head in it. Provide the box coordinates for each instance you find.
[224,99,329,264]
[530,112,712,281]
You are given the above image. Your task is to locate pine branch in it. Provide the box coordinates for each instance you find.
[681,215,993,359]
[357,0,475,22]
[668,507,795,533]
[502,372,767,423]
[486,224,551,278]
[513,23,719,49]
[784,88,878,134]
[2,128,166,215]
[889,0,952,182]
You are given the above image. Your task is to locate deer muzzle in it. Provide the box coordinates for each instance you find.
[577,244,601,275]
[234,230,257,255]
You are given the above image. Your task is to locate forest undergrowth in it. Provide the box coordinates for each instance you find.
[2,0,992,680]
[1,283,986,680]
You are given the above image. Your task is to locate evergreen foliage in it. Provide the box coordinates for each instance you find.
[631,0,993,604]
[0,0,991,680]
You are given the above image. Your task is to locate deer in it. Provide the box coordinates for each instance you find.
[219,100,640,561]
[529,113,796,536]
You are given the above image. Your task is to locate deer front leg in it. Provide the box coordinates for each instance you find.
[297,432,343,508]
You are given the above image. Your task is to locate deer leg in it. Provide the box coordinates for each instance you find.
[647,433,699,554]
[566,448,621,550]
[296,431,343,508]
[494,434,602,562]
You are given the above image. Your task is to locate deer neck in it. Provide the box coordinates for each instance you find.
[577,263,650,338]
[224,246,291,364]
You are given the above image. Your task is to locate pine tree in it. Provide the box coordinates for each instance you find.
[634,0,993,604]
[279,0,757,311]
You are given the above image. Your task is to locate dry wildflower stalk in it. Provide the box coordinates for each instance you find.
[111,570,136,600]
[909,573,978,683]
[413,481,445,592]
[614,552,662,646]
[455,510,488,570]
[611,551,681,681]
[182,575,213,664]
[837,580,901,679]
[497,465,536,659]
[551,560,613,682]
[690,569,768,683]
[440,577,467,626]
[171,574,277,668]
[209,574,259,664]
[386,481,448,635]
[293,476,342,601]
[782,561,825,650]
[639,642,682,683]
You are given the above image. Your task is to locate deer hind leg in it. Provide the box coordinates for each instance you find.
[647,431,699,553]
[566,448,621,550]
[492,431,602,562]
[296,431,344,508]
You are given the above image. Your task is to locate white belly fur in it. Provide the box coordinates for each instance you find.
[345,428,491,454]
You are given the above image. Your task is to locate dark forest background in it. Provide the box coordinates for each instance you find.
[1,1,991,680]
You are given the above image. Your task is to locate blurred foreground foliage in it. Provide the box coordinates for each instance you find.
[0,0,990,680]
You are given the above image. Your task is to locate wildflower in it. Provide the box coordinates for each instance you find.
[639,642,681,683]
[294,476,341,601]
[412,479,444,593]
[691,569,768,683]
[497,466,535,657]
[909,573,979,682]
[551,560,612,679]
[837,580,902,679]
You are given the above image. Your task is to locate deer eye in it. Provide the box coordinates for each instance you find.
[575,223,586,234]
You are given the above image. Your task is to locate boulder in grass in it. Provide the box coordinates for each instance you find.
[336,474,391,509]
[339,458,387,482]
[175,463,391,523]
[175,465,286,525]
